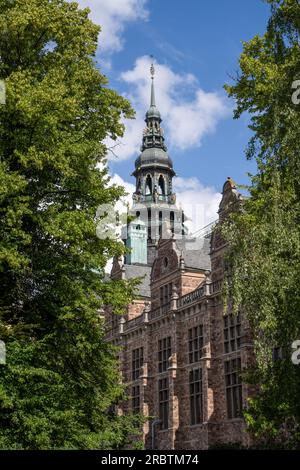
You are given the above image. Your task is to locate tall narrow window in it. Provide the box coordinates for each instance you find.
[170,211,174,234]
[158,175,165,195]
[111,314,119,329]
[132,385,140,413]
[159,211,162,238]
[188,325,203,363]
[158,337,171,373]
[160,283,172,306]
[160,286,164,306]
[159,378,169,429]
[225,357,243,419]
[132,347,143,381]
[163,285,168,304]
[147,208,151,240]
[168,283,172,301]
[223,313,241,353]
[189,369,203,425]
[145,175,152,195]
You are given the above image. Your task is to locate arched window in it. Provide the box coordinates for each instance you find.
[145,175,152,195]
[137,178,141,192]
[158,175,165,195]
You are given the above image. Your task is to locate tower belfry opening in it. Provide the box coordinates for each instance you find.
[158,175,165,195]
[145,175,152,195]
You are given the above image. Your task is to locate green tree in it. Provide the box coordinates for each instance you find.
[0,0,142,449]
[224,0,300,448]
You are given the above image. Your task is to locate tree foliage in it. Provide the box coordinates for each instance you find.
[224,0,300,447]
[0,0,142,449]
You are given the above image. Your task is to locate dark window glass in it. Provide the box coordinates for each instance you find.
[132,347,143,381]
[132,385,140,413]
[189,368,203,425]
[188,325,203,363]
[158,337,171,373]
[170,211,174,234]
[159,378,169,429]
[148,208,151,239]
[224,357,243,419]
[223,313,242,353]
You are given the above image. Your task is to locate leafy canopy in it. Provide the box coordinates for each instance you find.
[0,0,142,449]
[224,0,300,447]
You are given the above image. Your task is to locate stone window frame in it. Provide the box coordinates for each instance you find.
[145,174,152,195]
[158,336,171,373]
[158,174,166,195]
[188,325,204,363]
[158,377,169,430]
[159,211,163,237]
[147,208,151,239]
[159,286,163,305]
[223,313,242,354]
[132,385,140,414]
[132,347,143,381]
[189,368,203,425]
[224,357,243,419]
[170,211,175,234]
[159,283,172,307]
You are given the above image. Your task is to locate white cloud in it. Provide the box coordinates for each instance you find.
[173,177,221,233]
[76,0,148,52]
[109,173,135,212]
[105,116,142,161]
[106,56,230,161]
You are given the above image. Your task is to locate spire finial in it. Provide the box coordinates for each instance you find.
[150,57,156,107]
[150,62,155,79]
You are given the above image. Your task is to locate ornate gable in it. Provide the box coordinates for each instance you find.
[218,177,242,217]
[151,239,179,281]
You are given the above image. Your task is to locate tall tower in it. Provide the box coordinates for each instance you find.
[126,63,185,265]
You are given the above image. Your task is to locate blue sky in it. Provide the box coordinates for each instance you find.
[77,0,271,228]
